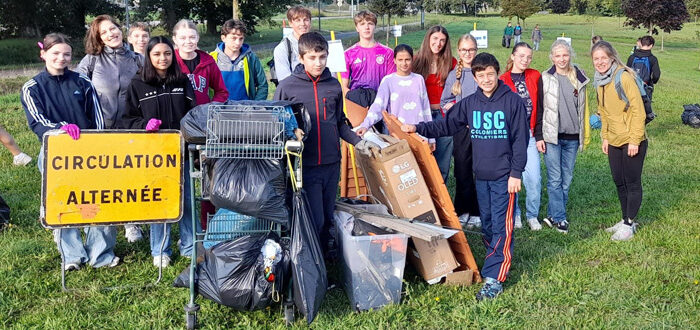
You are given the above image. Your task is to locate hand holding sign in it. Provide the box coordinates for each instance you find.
[146,118,162,132]
[60,124,80,140]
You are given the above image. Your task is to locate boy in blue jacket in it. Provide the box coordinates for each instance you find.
[402,53,528,300]
[274,32,361,251]
[211,19,268,101]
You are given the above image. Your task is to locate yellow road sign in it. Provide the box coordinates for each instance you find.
[41,130,184,228]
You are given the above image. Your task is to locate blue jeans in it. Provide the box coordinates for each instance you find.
[515,135,542,219]
[150,158,199,257]
[544,139,579,223]
[431,111,454,182]
[39,149,117,267]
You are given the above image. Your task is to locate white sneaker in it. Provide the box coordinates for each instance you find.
[514,215,523,229]
[458,213,470,224]
[605,220,625,233]
[124,225,143,243]
[466,216,481,229]
[12,152,31,166]
[611,224,635,241]
[108,256,120,267]
[153,255,171,268]
[64,262,81,271]
[527,217,542,231]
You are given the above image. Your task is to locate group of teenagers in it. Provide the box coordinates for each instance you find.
[20,6,650,302]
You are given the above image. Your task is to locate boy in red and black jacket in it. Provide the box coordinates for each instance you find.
[274,32,361,249]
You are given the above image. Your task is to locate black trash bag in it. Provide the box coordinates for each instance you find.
[173,233,285,311]
[0,194,9,230]
[209,158,288,225]
[180,103,211,144]
[290,191,327,324]
[681,104,700,128]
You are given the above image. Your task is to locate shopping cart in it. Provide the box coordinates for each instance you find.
[184,102,304,329]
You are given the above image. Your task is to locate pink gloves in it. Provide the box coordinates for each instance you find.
[146,118,162,132]
[60,124,80,140]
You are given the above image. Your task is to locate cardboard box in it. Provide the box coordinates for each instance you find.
[444,269,474,286]
[407,237,459,284]
[355,135,439,224]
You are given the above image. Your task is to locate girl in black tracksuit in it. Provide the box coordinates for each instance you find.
[119,36,197,267]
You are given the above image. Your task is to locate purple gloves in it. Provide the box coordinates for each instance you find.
[60,124,80,140]
[146,118,162,132]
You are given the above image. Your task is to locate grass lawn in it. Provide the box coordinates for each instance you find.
[0,14,699,328]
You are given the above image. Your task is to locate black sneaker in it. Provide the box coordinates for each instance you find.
[542,217,554,228]
[555,220,569,234]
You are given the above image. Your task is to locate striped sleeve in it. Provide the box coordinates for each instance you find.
[79,74,105,130]
[21,79,60,139]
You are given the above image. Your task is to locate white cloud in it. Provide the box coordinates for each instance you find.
[403,102,417,110]
[390,93,399,101]
[398,79,413,87]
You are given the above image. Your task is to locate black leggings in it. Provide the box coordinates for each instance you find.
[607,140,647,220]
[453,128,480,216]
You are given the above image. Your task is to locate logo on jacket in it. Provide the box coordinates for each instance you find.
[187,74,207,93]
[471,110,508,139]
[354,58,363,64]
[73,90,81,95]
[376,55,385,64]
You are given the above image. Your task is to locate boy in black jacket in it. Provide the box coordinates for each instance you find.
[627,35,660,100]
[402,53,528,301]
[274,32,361,250]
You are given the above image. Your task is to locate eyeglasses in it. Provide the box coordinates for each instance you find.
[458,48,478,54]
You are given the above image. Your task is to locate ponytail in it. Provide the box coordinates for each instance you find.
[451,59,464,96]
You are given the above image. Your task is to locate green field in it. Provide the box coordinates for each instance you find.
[1,14,699,328]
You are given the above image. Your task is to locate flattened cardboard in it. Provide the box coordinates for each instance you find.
[444,269,474,286]
[407,237,458,284]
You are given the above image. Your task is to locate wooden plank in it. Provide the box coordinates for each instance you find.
[339,141,368,199]
[383,112,482,283]
[335,202,448,241]
[345,98,369,128]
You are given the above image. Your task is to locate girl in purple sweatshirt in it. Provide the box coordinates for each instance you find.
[356,44,434,146]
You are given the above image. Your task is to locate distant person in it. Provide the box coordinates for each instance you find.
[172,19,228,105]
[531,24,542,51]
[119,36,198,267]
[211,19,268,101]
[0,126,31,166]
[413,25,456,179]
[592,41,647,241]
[500,42,543,231]
[503,22,514,48]
[402,53,528,301]
[514,23,522,43]
[537,39,590,234]
[626,35,660,101]
[22,33,118,271]
[127,22,150,56]
[440,34,481,228]
[341,10,396,108]
[272,6,311,83]
[77,15,144,243]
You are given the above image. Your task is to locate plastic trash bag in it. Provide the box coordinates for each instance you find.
[589,114,602,129]
[173,232,285,311]
[180,103,210,144]
[681,104,700,128]
[290,191,327,324]
[209,158,288,225]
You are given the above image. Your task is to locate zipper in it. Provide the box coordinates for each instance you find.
[323,98,327,120]
[306,71,322,165]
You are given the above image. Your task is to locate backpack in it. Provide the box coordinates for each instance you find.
[630,56,651,85]
[267,38,292,86]
[614,69,656,124]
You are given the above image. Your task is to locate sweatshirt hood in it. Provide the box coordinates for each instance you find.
[475,80,511,103]
[291,65,333,82]
[215,42,251,60]
[633,49,653,57]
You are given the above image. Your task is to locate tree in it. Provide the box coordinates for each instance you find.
[622,0,689,35]
[367,0,410,44]
[603,0,623,26]
[687,0,700,21]
[548,0,571,13]
[572,0,587,14]
[500,0,541,25]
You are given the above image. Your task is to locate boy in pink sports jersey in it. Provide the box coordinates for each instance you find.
[341,10,396,107]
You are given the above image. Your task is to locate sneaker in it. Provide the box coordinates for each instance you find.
[611,224,635,241]
[542,217,554,228]
[476,277,503,301]
[108,256,120,268]
[153,255,171,268]
[458,213,470,224]
[555,220,569,234]
[605,219,625,233]
[513,215,523,229]
[466,216,482,229]
[64,262,81,271]
[12,153,31,166]
[124,225,143,243]
[527,217,542,231]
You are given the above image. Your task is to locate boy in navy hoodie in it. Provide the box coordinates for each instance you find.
[402,53,528,300]
[274,32,361,250]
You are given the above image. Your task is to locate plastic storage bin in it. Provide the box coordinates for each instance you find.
[333,209,408,311]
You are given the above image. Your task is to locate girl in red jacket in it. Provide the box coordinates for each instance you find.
[499,42,543,231]
[173,19,229,105]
